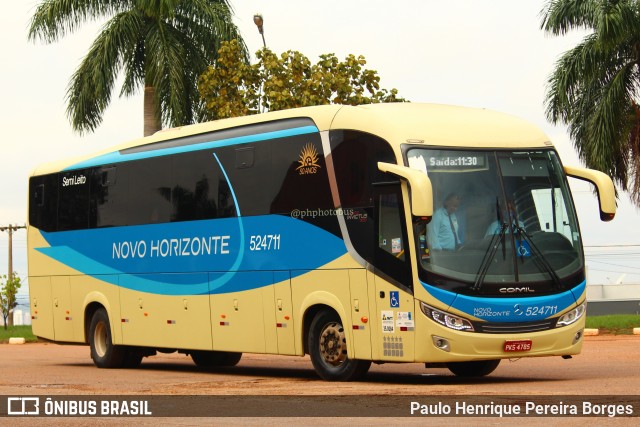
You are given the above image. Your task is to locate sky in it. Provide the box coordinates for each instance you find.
[2,0,640,312]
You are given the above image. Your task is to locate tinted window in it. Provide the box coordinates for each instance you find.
[213,132,334,220]
[29,120,326,231]
[212,143,272,217]
[172,151,231,221]
[374,184,412,289]
[90,166,127,228]
[271,134,333,212]
[330,130,397,264]
[58,170,91,231]
[29,174,58,232]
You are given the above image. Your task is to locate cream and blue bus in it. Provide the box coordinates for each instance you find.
[28,103,615,380]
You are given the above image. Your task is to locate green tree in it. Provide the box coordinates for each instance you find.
[28,0,247,136]
[198,40,405,120]
[541,0,640,204]
[0,273,22,329]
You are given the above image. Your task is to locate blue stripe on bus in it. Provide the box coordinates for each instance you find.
[209,152,245,289]
[36,215,347,296]
[64,125,319,170]
[213,152,241,216]
[420,280,585,322]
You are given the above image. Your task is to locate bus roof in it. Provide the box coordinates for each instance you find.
[31,103,552,175]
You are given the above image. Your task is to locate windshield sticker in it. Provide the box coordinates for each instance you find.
[391,238,402,254]
[516,240,532,257]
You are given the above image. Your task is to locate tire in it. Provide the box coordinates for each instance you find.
[191,351,242,368]
[122,348,144,369]
[89,308,125,368]
[308,310,371,381]
[446,359,500,377]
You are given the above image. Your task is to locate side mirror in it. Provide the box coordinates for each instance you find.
[564,165,616,221]
[378,162,433,217]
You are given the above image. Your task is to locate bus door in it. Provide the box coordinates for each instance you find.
[372,183,415,362]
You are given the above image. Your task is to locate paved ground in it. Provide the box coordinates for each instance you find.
[1,335,638,425]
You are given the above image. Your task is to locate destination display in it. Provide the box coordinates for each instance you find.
[427,152,487,171]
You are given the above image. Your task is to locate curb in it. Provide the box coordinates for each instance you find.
[583,328,599,336]
[8,337,26,345]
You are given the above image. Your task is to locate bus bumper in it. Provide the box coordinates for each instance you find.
[414,315,586,363]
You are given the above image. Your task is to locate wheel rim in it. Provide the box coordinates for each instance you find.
[94,321,108,358]
[318,321,347,367]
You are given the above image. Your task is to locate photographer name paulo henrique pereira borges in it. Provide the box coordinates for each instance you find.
[409,399,636,417]
[2,395,639,418]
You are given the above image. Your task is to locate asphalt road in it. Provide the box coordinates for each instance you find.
[1,335,638,425]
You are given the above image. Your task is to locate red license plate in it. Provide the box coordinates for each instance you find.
[504,340,532,352]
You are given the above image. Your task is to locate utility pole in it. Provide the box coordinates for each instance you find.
[1,224,26,327]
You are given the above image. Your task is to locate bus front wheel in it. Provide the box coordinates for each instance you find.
[89,308,125,368]
[446,359,500,377]
[308,310,371,381]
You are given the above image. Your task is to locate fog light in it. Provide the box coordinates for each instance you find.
[432,336,450,352]
[573,330,583,345]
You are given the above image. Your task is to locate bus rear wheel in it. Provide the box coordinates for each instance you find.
[308,310,371,381]
[191,351,242,368]
[446,359,500,377]
[89,308,125,368]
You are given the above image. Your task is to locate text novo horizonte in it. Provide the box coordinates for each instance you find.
[112,235,230,260]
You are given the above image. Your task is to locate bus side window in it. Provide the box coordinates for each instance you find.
[378,193,405,261]
[29,174,58,232]
[374,184,412,290]
[235,147,255,169]
[58,169,91,231]
[34,184,45,207]
[101,167,116,186]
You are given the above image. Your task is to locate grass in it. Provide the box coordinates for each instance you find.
[0,325,38,343]
[585,314,640,335]
[0,315,638,343]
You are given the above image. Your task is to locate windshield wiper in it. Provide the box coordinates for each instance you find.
[515,226,564,291]
[472,222,508,292]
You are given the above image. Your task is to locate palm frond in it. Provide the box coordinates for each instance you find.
[540,0,599,34]
[65,9,141,134]
[28,0,132,42]
[30,0,246,133]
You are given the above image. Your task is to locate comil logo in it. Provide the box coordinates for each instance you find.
[296,143,321,175]
[499,287,535,294]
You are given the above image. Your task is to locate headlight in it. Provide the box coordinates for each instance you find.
[420,302,474,332]
[556,302,586,327]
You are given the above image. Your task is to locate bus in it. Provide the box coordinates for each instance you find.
[28,103,615,380]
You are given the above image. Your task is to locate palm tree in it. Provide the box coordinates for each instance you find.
[28,0,247,136]
[541,0,640,205]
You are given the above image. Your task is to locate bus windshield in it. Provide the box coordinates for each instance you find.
[407,148,584,295]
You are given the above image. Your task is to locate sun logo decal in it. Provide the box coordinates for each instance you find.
[296,143,322,175]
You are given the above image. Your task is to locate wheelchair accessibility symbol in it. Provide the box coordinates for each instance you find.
[516,240,531,257]
[390,291,400,308]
